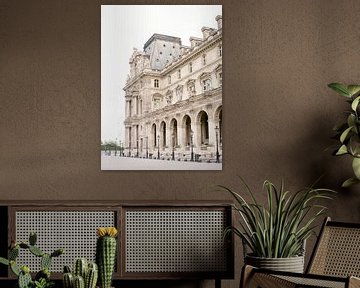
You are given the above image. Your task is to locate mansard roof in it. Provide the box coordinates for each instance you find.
[143,33,182,51]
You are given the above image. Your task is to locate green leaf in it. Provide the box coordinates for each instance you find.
[0,257,9,266]
[340,126,353,143]
[328,83,351,97]
[8,247,19,261]
[347,85,360,97]
[351,96,360,111]
[352,157,360,179]
[336,144,348,155]
[10,261,20,276]
[29,232,37,246]
[342,177,360,188]
[347,114,356,128]
[349,135,360,156]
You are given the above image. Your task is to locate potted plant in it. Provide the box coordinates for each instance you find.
[220,178,334,273]
[0,232,63,288]
[328,83,360,187]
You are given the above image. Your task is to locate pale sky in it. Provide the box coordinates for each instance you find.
[101,5,222,143]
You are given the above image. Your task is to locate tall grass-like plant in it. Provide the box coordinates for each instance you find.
[220,179,334,258]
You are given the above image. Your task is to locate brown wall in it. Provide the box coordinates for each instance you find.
[1,0,360,287]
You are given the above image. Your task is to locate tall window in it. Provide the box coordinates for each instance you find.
[202,79,211,91]
[218,45,222,57]
[154,79,159,88]
[178,69,181,79]
[189,62,193,73]
[168,75,171,84]
[202,54,206,65]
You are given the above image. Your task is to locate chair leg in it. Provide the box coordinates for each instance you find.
[240,265,255,288]
[215,278,221,288]
[240,265,296,288]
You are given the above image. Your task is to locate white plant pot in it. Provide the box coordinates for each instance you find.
[245,254,305,273]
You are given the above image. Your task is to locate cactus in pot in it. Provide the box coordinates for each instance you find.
[96,227,118,288]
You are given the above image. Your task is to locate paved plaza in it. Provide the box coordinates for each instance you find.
[101,153,222,170]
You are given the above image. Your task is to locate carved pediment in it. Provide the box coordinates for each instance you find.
[199,72,211,80]
[214,64,222,72]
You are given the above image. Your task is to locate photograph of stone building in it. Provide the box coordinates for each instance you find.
[101,5,222,170]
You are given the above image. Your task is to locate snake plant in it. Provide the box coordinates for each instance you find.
[220,178,335,258]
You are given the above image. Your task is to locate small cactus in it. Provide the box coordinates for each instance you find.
[51,248,64,258]
[63,274,74,288]
[29,245,44,257]
[63,259,98,288]
[29,232,37,246]
[96,227,118,288]
[35,268,50,281]
[9,246,19,260]
[85,263,98,288]
[41,253,52,270]
[74,275,85,288]
[74,258,88,279]
[10,260,20,276]
[18,269,32,288]
[0,232,63,288]
[0,257,9,266]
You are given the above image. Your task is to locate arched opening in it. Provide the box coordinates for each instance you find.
[198,111,209,145]
[170,119,178,147]
[182,115,192,146]
[151,123,157,148]
[160,121,166,147]
[219,109,222,144]
[215,106,223,144]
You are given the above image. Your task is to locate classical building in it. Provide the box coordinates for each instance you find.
[123,15,222,161]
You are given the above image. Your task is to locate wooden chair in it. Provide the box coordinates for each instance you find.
[241,217,360,288]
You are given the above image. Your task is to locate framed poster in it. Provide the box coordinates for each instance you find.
[101,5,222,170]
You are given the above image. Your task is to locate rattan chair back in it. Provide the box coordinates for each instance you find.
[307,217,360,278]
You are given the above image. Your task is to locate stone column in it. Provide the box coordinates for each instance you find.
[125,127,129,148]
[135,96,138,115]
[125,100,129,118]
[166,121,172,153]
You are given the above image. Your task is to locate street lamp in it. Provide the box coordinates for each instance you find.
[140,137,143,158]
[136,139,139,157]
[157,134,160,159]
[115,138,118,156]
[119,141,122,156]
[128,141,131,157]
[146,136,148,159]
[190,129,194,162]
[215,126,220,163]
[172,133,175,161]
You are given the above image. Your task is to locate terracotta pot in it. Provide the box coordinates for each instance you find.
[245,254,304,273]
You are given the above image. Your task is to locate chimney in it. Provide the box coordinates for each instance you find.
[215,15,222,30]
[201,27,212,40]
[189,37,202,48]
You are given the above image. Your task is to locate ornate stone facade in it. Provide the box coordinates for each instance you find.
[123,15,222,161]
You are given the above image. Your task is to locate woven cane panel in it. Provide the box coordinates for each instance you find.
[125,210,227,273]
[277,275,345,288]
[15,211,115,272]
[310,226,360,277]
